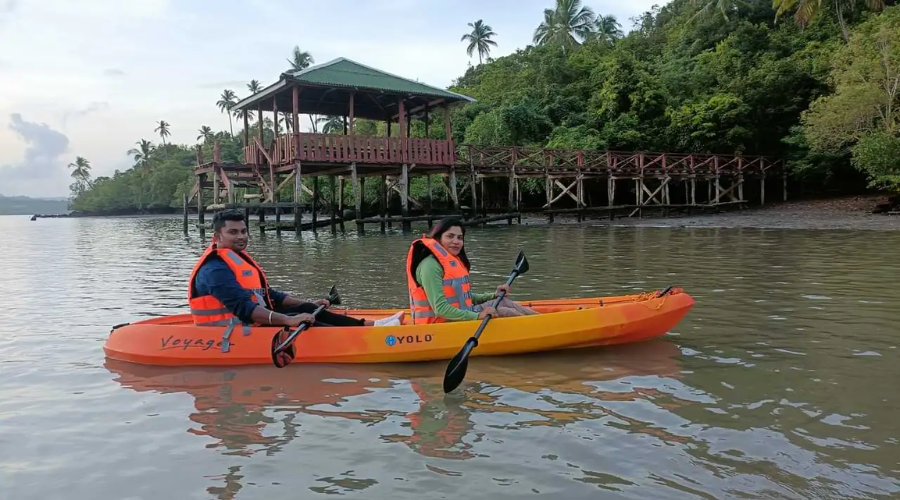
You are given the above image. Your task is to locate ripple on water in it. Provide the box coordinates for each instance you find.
[1,218,899,499]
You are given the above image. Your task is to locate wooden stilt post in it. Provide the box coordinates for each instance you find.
[545,169,554,223]
[401,164,411,232]
[470,169,478,220]
[293,163,302,234]
[258,208,265,235]
[691,177,697,207]
[351,163,364,234]
[576,174,584,222]
[480,177,486,223]
[292,86,302,235]
[783,173,787,202]
[359,176,366,228]
[213,166,220,206]
[338,178,346,232]
[330,175,337,234]
[608,177,615,220]
[715,175,721,206]
[663,174,672,217]
[182,193,189,235]
[516,177,522,224]
[508,164,515,225]
[761,174,766,206]
[197,177,205,237]
[275,207,282,235]
[427,174,433,229]
[380,175,387,233]
[449,166,459,213]
[311,176,319,231]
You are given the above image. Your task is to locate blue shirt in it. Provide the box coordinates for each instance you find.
[191,256,287,323]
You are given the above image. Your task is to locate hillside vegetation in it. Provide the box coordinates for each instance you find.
[67,0,900,213]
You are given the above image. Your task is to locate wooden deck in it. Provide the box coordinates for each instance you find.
[187,133,786,235]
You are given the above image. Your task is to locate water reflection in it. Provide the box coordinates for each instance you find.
[5,215,900,499]
[105,340,683,496]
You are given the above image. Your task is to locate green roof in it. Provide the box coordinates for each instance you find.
[284,58,474,102]
[231,57,475,121]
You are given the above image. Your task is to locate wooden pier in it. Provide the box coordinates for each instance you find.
[187,57,785,235]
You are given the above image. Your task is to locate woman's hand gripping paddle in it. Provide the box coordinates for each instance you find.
[442,251,529,393]
[271,285,342,368]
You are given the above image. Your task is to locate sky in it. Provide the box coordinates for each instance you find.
[0,0,661,198]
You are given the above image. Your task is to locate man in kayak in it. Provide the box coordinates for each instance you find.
[188,210,404,334]
[405,216,538,324]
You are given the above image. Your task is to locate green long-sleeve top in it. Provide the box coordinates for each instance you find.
[415,255,494,321]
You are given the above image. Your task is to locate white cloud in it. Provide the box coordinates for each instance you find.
[0,0,665,197]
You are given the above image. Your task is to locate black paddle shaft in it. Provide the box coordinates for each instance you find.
[272,303,327,356]
[468,271,519,346]
[271,285,341,362]
[442,251,529,393]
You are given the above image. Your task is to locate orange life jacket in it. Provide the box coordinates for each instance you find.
[405,237,474,324]
[187,241,273,352]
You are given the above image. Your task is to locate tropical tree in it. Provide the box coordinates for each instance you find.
[198,126,214,143]
[287,46,314,72]
[688,0,743,21]
[317,115,345,135]
[216,89,238,136]
[154,120,171,158]
[461,20,498,65]
[127,139,154,169]
[773,0,886,40]
[247,80,261,94]
[68,156,92,186]
[533,0,596,52]
[593,14,622,43]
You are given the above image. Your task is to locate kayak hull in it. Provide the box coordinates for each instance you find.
[102,288,695,367]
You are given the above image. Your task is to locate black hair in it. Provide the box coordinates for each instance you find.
[410,217,471,284]
[212,209,246,233]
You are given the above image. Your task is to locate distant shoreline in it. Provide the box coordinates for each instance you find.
[519,194,899,231]
[20,195,899,231]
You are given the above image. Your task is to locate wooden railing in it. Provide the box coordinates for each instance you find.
[245,133,455,166]
[241,133,782,176]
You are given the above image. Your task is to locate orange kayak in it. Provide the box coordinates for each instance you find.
[102,288,694,367]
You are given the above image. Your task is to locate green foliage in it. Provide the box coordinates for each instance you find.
[851,131,900,191]
[68,1,900,214]
[800,5,900,190]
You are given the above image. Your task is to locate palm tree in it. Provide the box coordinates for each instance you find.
[688,0,743,21]
[154,120,170,159]
[593,14,623,44]
[533,0,597,52]
[247,80,261,94]
[317,115,345,135]
[127,139,154,170]
[198,126,214,143]
[67,156,92,186]
[773,0,885,41]
[216,89,237,136]
[461,20,498,65]
[287,46,314,72]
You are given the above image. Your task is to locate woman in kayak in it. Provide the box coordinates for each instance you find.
[405,216,538,324]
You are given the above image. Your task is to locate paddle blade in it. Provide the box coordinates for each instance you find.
[514,251,530,275]
[271,328,297,368]
[443,340,475,393]
[328,285,342,306]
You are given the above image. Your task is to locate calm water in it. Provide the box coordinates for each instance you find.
[1,214,898,500]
